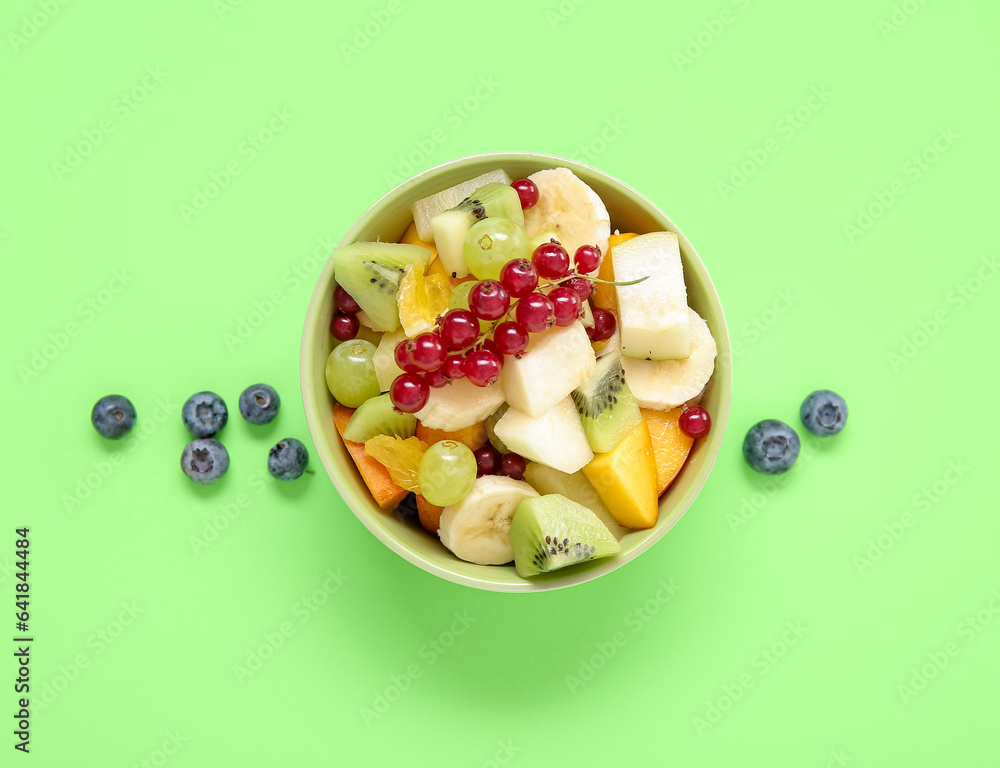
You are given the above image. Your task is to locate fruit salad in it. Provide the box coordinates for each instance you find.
[324,167,718,578]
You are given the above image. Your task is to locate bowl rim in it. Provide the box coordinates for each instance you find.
[301,152,731,592]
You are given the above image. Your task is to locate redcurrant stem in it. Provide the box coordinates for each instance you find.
[557,274,650,287]
[446,271,649,349]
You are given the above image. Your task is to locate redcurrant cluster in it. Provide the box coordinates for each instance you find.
[330,177,623,415]
[330,285,362,341]
[388,239,619,413]
[474,446,527,481]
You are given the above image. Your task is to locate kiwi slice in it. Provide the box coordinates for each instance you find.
[485,402,509,453]
[430,182,524,279]
[509,494,620,578]
[332,242,431,332]
[342,393,417,443]
[570,348,642,453]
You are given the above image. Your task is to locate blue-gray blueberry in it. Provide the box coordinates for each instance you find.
[239,384,280,425]
[182,391,228,437]
[181,439,229,484]
[800,390,847,437]
[91,395,137,439]
[743,420,800,474]
[268,438,309,481]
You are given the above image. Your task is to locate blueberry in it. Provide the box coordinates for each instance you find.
[268,438,309,481]
[182,391,228,437]
[743,420,800,474]
[91,395,137,439]
[801,390,848,437]
[239,384,281,425]
[181,439,230,484]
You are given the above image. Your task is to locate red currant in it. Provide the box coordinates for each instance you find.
[678,406,711,439]
[515,292,556,333]
[493,321,529,357]
[573,245,601,273]
[424,368,450,389]
[463,349,501,387]
[411,332,446,372]
[389,373,429,413]
[474,445,502,476]
[532,242,571,280]
[443,354,466,380]
[480,339,504,368]
[511,178,539,209]
[393,339,421,373]
[500,453,526,481]
[587,307,617,341]
[333,285,361,315]
[563,276,593,301]
[549,286,582,327]
[438,309,480,351]
[329,312,359,341]
[499,258,539,298]
[468,280,510,321]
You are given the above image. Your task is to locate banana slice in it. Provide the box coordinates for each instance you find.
[438,475,540,565]
[621,308,717,410]
[522,168,610,270]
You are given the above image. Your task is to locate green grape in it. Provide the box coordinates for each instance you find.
[325,339,380,408]
[448,280,475,310]
[463,217,532,281]
[418,439,477,506]
[448,281,492,334]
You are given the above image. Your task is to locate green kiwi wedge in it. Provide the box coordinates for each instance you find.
[570,348,641,453]
[486,402,509,453]
[509,494,620,578]
[342,393,417,443]
[332,242,431,332]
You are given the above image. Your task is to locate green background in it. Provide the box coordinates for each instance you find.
[4,0,999,765]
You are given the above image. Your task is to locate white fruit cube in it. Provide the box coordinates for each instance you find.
[493,397,594,475]
[414,377,505,431]
[499,322,596,418]
[614,231,691,360]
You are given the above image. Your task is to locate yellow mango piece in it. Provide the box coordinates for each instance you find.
[400,221,438,262]
[582,417,658,529]
[642,408,694,496]
[592,232,639,311]
[426,256,447,279]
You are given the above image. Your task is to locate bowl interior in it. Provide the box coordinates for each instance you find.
[302,153,732,592]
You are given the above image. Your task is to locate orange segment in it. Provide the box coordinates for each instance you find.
[364,435,429,492]
[397,265,451,337]
[332,404,408,509]
[593,232,639,311]
[642,408,695,495]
